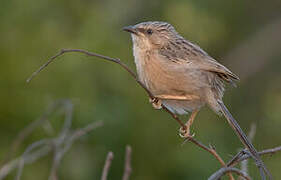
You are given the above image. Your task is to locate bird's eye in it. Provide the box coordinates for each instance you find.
[146,29,153,35]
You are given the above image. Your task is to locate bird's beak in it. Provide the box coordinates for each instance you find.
[123,26,138,35]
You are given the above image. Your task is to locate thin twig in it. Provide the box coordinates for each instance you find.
[228,146,281,168]
[122,145,132,180]
[16,139,52,180]
[227,149,248,167]
[101,152,114,180]
[208,167,252,180]
[48,121,104,180]
[26,49,186,130]
[0,100,67,166]
[0,100,103,180]
[48,101,73,180]
[209,145,281,180]
[0,146,51,179]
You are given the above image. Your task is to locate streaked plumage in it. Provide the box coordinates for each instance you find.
[128,21,238,114]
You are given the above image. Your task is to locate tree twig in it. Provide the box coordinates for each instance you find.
[101,152,114,180]
[0,100,103,180]
[0,100,67,166]
[26,49,186,129]
[227,146,281,168]
[122,145,132,180]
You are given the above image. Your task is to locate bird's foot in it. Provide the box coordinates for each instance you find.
[179,126,195,138]
[149,97,162,109]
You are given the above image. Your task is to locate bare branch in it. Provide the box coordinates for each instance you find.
[16,139,52,180]
[208,167,252,180]
[207,145,281,180]
[227,149,248,167]
[48,120,103,180]
[122,145,132,180]
[228,146,281,167]
[0,100,68,166]
[0,100,103,180]
[26,49,186,129]
[0,146,51,180]
[101,152,114,180]
[69,121,104,142]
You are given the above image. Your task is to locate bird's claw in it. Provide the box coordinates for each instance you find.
[149,97,162,109]
[179,126,195,138]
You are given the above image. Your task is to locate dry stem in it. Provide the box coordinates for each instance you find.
[26,49,186,129]
[0,100,103,180]
[122,145,132,180]
[101,152,114,180]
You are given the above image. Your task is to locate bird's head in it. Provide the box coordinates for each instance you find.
[123,21,179,50]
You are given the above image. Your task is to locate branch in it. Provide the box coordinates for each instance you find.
[227,146,281,167]
[0,100,103,180]
[16,139,52,180]
[26,49,186,129]
[208,167,252,180]
[209,145,281,180]
[48,120,103,180]
[122,145,132,180]
[0,100,68,166]
[101,152,114,180]
[0,145,51,179]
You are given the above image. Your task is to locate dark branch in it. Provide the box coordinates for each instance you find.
[228,146,281,167]
[26,49,186,129]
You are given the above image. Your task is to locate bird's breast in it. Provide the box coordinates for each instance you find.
[133,47,186,95]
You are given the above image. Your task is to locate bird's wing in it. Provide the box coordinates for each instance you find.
[159,38,239,83]
[195,57,240,81]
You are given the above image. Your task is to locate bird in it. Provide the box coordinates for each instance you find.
[123,21,271,179]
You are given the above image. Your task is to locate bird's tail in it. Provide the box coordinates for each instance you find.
[217,100,272,180]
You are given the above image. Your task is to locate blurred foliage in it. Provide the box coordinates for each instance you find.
[0,0,281,179]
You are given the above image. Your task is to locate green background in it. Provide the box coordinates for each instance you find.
[0,0,281,179]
